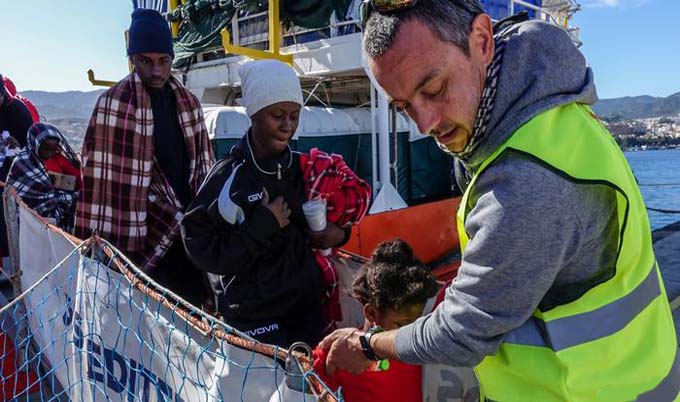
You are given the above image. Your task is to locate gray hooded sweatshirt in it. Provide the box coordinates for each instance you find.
[394,20,621,367]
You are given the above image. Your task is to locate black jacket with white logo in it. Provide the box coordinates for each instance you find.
[181,133,323,322]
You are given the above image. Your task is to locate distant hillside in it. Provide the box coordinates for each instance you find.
[23,88,680,122]
[16,89,105,151]
[23,89,105,121]
[16,88,680,151]
[593,92,680,119]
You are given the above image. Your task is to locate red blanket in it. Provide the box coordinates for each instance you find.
[300,148,371,330]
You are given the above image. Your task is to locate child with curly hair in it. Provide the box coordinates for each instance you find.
[313,238,440,402]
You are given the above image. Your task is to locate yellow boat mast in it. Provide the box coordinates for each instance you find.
[88,0,292,87]
[220,0,293,65]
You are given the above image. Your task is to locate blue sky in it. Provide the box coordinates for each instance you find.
[0,1,133,94]
[573,0,680,99]
[0,0,678,100]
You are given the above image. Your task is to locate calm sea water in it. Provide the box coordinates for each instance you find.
[624,148,680,231]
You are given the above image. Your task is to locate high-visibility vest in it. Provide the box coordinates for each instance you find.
[456,103,679,402]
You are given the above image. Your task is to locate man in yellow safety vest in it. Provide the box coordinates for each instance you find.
[319,1,679,400]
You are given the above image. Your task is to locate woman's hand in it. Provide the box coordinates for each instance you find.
[307,222,345,249]
[262,189,291,228]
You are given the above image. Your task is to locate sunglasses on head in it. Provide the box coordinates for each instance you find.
[359,0,421,29]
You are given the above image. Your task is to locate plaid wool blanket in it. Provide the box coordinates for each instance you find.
[300,148,371,330]
[75,73,213,270]
[8,123,79,230]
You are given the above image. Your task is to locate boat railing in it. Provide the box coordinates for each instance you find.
[230,10,360,50]
[509,0,581,45]
[220,0,578,56]
[0,184,341,401]
[511,0,559,23]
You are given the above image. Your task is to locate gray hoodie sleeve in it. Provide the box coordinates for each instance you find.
[394,154,587,367]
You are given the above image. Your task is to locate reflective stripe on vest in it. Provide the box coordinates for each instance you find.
[637,353,680,402]
[457,103,678,402]
[504,262,659,350]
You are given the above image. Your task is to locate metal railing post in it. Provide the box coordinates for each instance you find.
[269,0,282,54]
[169,0,180,38]
[219,0,293,64]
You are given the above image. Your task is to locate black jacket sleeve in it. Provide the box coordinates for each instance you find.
[180,158,281,276]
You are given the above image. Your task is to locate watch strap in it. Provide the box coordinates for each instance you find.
[359,329,382,361]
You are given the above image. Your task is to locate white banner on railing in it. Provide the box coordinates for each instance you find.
[68,257,292,401]
[16,202,310,402]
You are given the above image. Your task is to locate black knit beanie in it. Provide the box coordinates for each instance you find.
[127,9,174,58]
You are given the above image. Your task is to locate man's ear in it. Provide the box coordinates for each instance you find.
[468,14,495,67]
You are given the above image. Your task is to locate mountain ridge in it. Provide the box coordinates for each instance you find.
[19,89,680,122]
[592,91,680,119]
[23,89,105,121]
[8,88,680,152]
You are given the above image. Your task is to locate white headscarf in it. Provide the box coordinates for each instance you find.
[239,60,304,117]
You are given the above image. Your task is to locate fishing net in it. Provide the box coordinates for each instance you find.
[0,187,479,401]
[0,188,340,401]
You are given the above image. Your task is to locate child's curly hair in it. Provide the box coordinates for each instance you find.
[351,239,440,312]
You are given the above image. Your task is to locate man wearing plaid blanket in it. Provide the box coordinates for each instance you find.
[75,9,214,306]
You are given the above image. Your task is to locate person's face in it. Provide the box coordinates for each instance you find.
[365,302,426,331]
[369,16,494,153]
[250,102,301,158]
[131,53,173,89]
[38,138,60,161]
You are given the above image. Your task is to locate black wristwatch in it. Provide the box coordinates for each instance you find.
[359,326,384,361]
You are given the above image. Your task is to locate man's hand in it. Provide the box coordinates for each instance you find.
[319,328,372,375]
[307,222,345,249]
[261,189,291,228]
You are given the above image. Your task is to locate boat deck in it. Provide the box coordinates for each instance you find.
[653,220,680,343]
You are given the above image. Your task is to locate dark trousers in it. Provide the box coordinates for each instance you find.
[148,240,209,309]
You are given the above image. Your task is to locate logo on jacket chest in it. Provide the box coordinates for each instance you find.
[247,191,264,203]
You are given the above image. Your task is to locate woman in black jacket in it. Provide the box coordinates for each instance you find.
[181,60,349,348]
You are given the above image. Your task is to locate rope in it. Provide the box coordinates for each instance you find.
[647,207,680,214]
[671,295,680,311]
[2,192,342,401]
[639,183,680,187]
[0,266,21,282]
[638,182,680,213]
[0,239,92,314]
